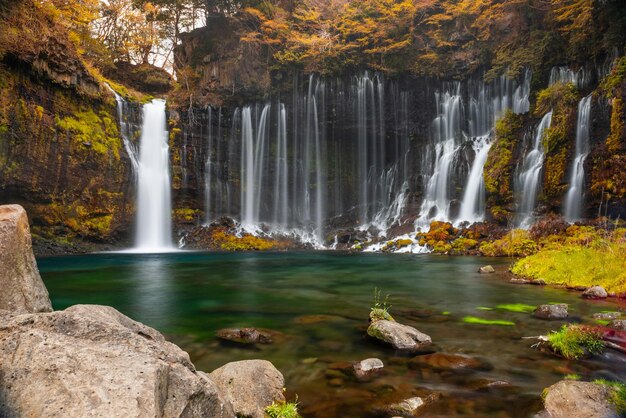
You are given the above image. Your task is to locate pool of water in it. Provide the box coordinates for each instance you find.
[39,252,625,417]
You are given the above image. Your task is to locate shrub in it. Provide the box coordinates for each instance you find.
[265,400,300,418]
[547,325,604,360]
[370,287,393,322]
[479,229,538,257]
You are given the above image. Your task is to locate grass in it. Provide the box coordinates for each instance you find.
[593,379,626,414]
[462,316,515,326]
[547,325,604,360]
[265,400,300,418]
[370,287,393,321]
[511,229,626,294]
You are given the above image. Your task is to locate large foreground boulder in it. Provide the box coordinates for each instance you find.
[209,360,285,418]
[0,204,52,313]
[367,320,432,351]
[539,380,619,418]
[0,304,234,418]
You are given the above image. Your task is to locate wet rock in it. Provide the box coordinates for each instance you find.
[540,380,619,418]
[478,265,495,274]
[582,286,608,299]
[209,360,284,418]
[0,204,52,313]
[353,358,384,379]
[510,278,531,284]
[216,327,274,344]
[387,393,439,417]
[0,305,234,418]
[609,319,626,330]
[367,320,432,351]
[530,279,547,286]
[409,353,492,372]
[467,378,515,393]
[593,312,621,321]
[533,304,568,320]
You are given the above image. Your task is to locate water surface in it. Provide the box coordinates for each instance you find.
[39,252,625,417]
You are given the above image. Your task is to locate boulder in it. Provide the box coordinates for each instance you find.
[209,360,285,418]
[408,353,492,372]
[582,286,608,299]
[353,358,384,379]
[533,304,568,320]
[609,319,626,331]
[0,204,52,313]
[540,380,619,418]
[0,304,234,418]
[367,320,432,351]
[478,265,495,274]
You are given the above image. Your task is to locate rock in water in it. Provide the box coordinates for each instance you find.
[533,304,568,320]
[353,358,384,379]
[609,319,626,331]
[209,360,285,418]
[408,353,492,372]
[540,380,619,418]
[367,320,432,351]
[478,265,495,273]
[216,327,274,344]
[0,204,52,313]
[0,305,234,418]
[582,286,608,299]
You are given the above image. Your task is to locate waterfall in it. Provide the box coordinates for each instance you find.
[563,95,592,221]
[515,111,553,228]
[458,136,492,223]
[418,84,462,224]
[108,87,139,172]
[549,66,591,89]
[135,100,173,251]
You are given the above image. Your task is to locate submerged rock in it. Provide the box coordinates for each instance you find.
[478,265,495,273]
[510,278,532,284]
[386,393,439,417]
[609,319,626,330]
[216,327,275,344]
[353,358,384,379]
[0,204,52,313]
[408,353,492,372]
[209,360,285,418]
[533,304,568,320]
[367,320,432,351]
[593,312,621,321]
[0,304,234,418]
[582,286,608,299]
[539,380,619,418]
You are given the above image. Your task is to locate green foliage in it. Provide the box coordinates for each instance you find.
[511,229,626,293]
[564,374,581,380]
[210,230,280,251]
[547,325,604,360]
[483,110,523,221]
[370,287,393,322]
[265,399,301,418]
[593,379,626,414]
[55,110,121,158]
[479,229,538,257]
[462,316,515,326]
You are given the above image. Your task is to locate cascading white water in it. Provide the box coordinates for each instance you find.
[108,87,139,172]
[135,100,173,251]
[549,66,591,89]
[417,85,462,224]
[515,111,553,228]
[458,136,492,223]
[563,95,592,221]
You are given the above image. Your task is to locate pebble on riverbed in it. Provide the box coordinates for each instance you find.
[592,312,621,321]
[478,265,495,273]
[353,358,384,380]
[533,304,568,320]
[216,327,278,345]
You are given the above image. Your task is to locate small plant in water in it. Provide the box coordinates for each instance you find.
[547,325,604,360]
[265,398,301,418]
[370,287,393,322]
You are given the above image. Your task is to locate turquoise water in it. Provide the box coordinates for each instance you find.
[39,252,624,417]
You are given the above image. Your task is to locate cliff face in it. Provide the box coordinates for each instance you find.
[0,1,135,253]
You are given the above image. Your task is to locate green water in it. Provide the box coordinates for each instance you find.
[39,252,624,417]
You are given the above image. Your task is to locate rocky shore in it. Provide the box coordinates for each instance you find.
[0,205,287,417]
